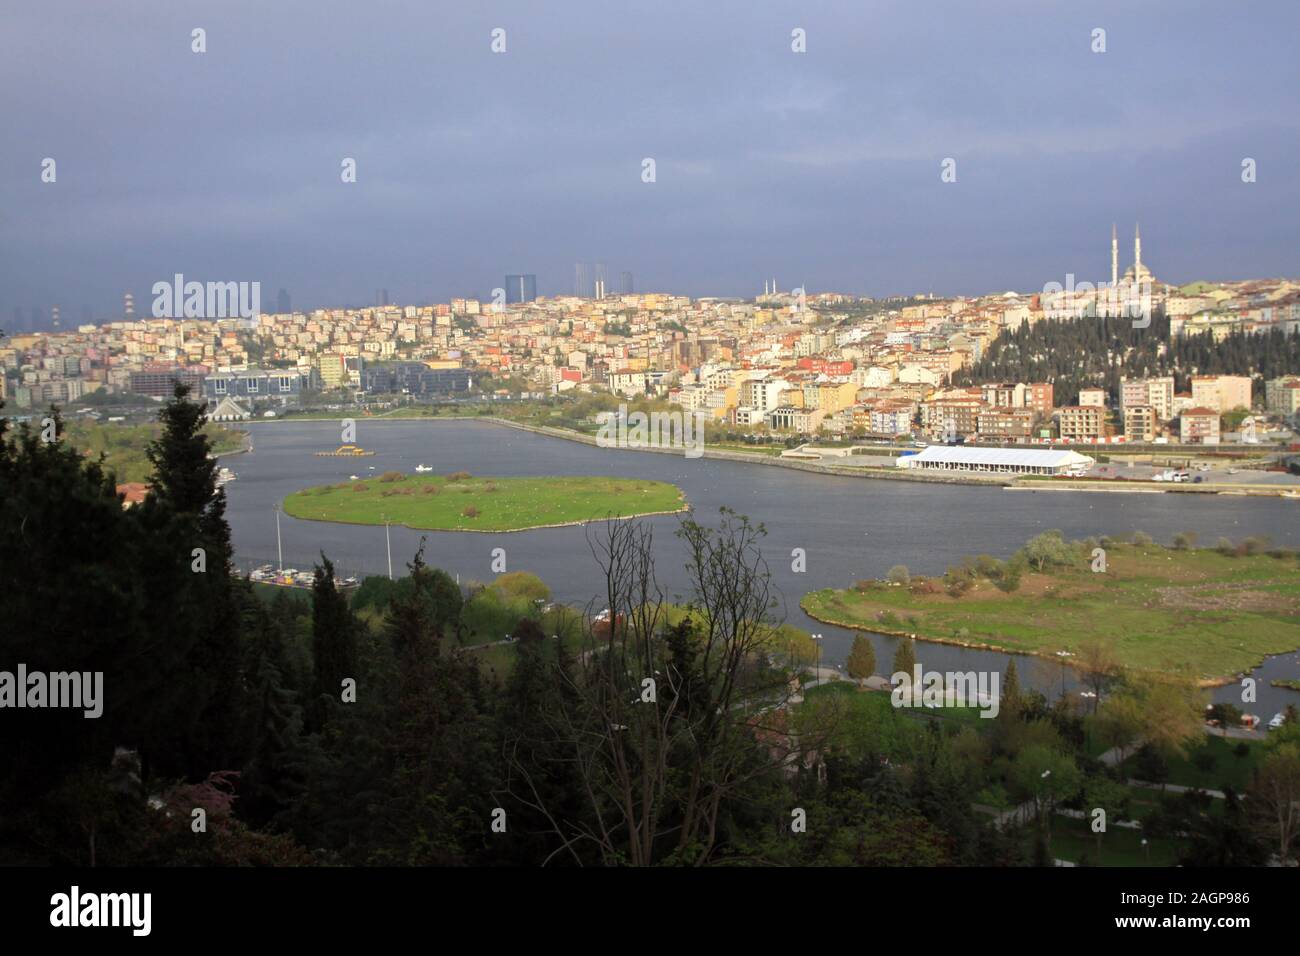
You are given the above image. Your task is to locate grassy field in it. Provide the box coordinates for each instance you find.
[61,419,246,483]
[801,544,1300,682]
[283,473,687,532]
[1120,734,1266,791]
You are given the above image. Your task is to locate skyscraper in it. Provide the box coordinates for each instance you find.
[574,262,591,298]
[277,288,291,314]
[505,274,537,304]
[620,271,634,294]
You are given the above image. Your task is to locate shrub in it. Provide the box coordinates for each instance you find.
[1131,530,1153,547]
[1172,532,1197,550]
[886,565,911,586]
[1241,536,1270,556]
[352,482,368,492]
[462,505,480,518]
[944,565,975,598]
[1021,530,1076,571]
[379,470,403,483]
[447,471,472,481]
[315,485,332,495]
[1216,536,1235,555]
[421,485,439,494]
[485,483,498,493]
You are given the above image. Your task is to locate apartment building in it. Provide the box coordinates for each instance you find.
[1077,387,1107,408]
[1123,405,1158,442]
[977,408,1035,441]
[1180,407,1220,444]
[1120,376,1175,421]
[1190,375,1252,413]
[1265,377,1300,418]
[1057,405,1105,441]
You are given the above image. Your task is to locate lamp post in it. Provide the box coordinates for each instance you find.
[383,514,393,581]
[274,504,283,572]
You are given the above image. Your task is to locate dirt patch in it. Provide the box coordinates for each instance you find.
[1154,583,1299,615]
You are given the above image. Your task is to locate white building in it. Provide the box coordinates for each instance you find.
[897,445,1093,476]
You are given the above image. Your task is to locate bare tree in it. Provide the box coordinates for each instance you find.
[502,509,822,866]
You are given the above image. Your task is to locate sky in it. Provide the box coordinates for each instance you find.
[2,0,1298,321]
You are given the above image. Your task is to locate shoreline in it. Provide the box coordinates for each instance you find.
[241,415,1300,498]
[799,603,1271,690]
[280,503,693,535]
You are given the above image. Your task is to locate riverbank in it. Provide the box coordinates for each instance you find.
[800,541,1300,684]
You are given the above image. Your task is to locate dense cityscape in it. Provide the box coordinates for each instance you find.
[3,0,1299,938]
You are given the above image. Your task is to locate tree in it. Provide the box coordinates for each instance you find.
[1001,658,1023,718]
[1009,745,1081,849]
[846,635,876,687]
[1020,530,1075,572]
[508,509,818,866]
[1075,638,1121,713]
[1092,692,1144,766]
[886,565,910,586]
[1134,677,1206,764]
[309,554,358,730]
[1248,742,1300,863]
[892,636,917,679]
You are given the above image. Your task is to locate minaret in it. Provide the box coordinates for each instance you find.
[1111,224,1118,288]
[1134,223,1142,279]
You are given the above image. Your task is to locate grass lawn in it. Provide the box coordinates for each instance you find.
[1121,734,1265,791]
[801,544,1300,682]
[283,473,686,532]
[1044,813,1181,866]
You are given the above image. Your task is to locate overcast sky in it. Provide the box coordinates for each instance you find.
[3,0,1298,320]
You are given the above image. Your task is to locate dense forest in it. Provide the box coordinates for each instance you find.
[955,313,1300,406]
[1,386,1297,867]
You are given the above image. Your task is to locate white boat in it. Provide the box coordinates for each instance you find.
[349,474,360,480]
[415,464,433,472]
[1269,712,1287,731]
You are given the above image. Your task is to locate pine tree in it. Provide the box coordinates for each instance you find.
[310,554,358,730]
[846,634,877,686]
[1002,658,1022,718]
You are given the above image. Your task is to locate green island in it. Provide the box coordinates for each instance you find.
[801,533,1300,683]
[283,472,688,532]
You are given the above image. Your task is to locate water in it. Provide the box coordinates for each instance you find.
[222,418,1300,717]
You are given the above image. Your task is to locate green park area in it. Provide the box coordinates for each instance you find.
[283,472,687,532]
[62,419,246,483]
[802,534,1300,682]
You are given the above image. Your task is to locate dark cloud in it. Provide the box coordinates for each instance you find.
[2,0,1298,317]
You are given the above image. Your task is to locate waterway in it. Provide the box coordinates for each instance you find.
[222,419,1300,716]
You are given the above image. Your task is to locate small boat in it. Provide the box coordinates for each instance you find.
[314,444,377,457]
[349,474,360,481]
[415,464,433,473]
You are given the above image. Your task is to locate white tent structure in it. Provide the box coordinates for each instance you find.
[898,445,1093,476]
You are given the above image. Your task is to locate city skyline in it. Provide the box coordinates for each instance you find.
[3,1,1299,317]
